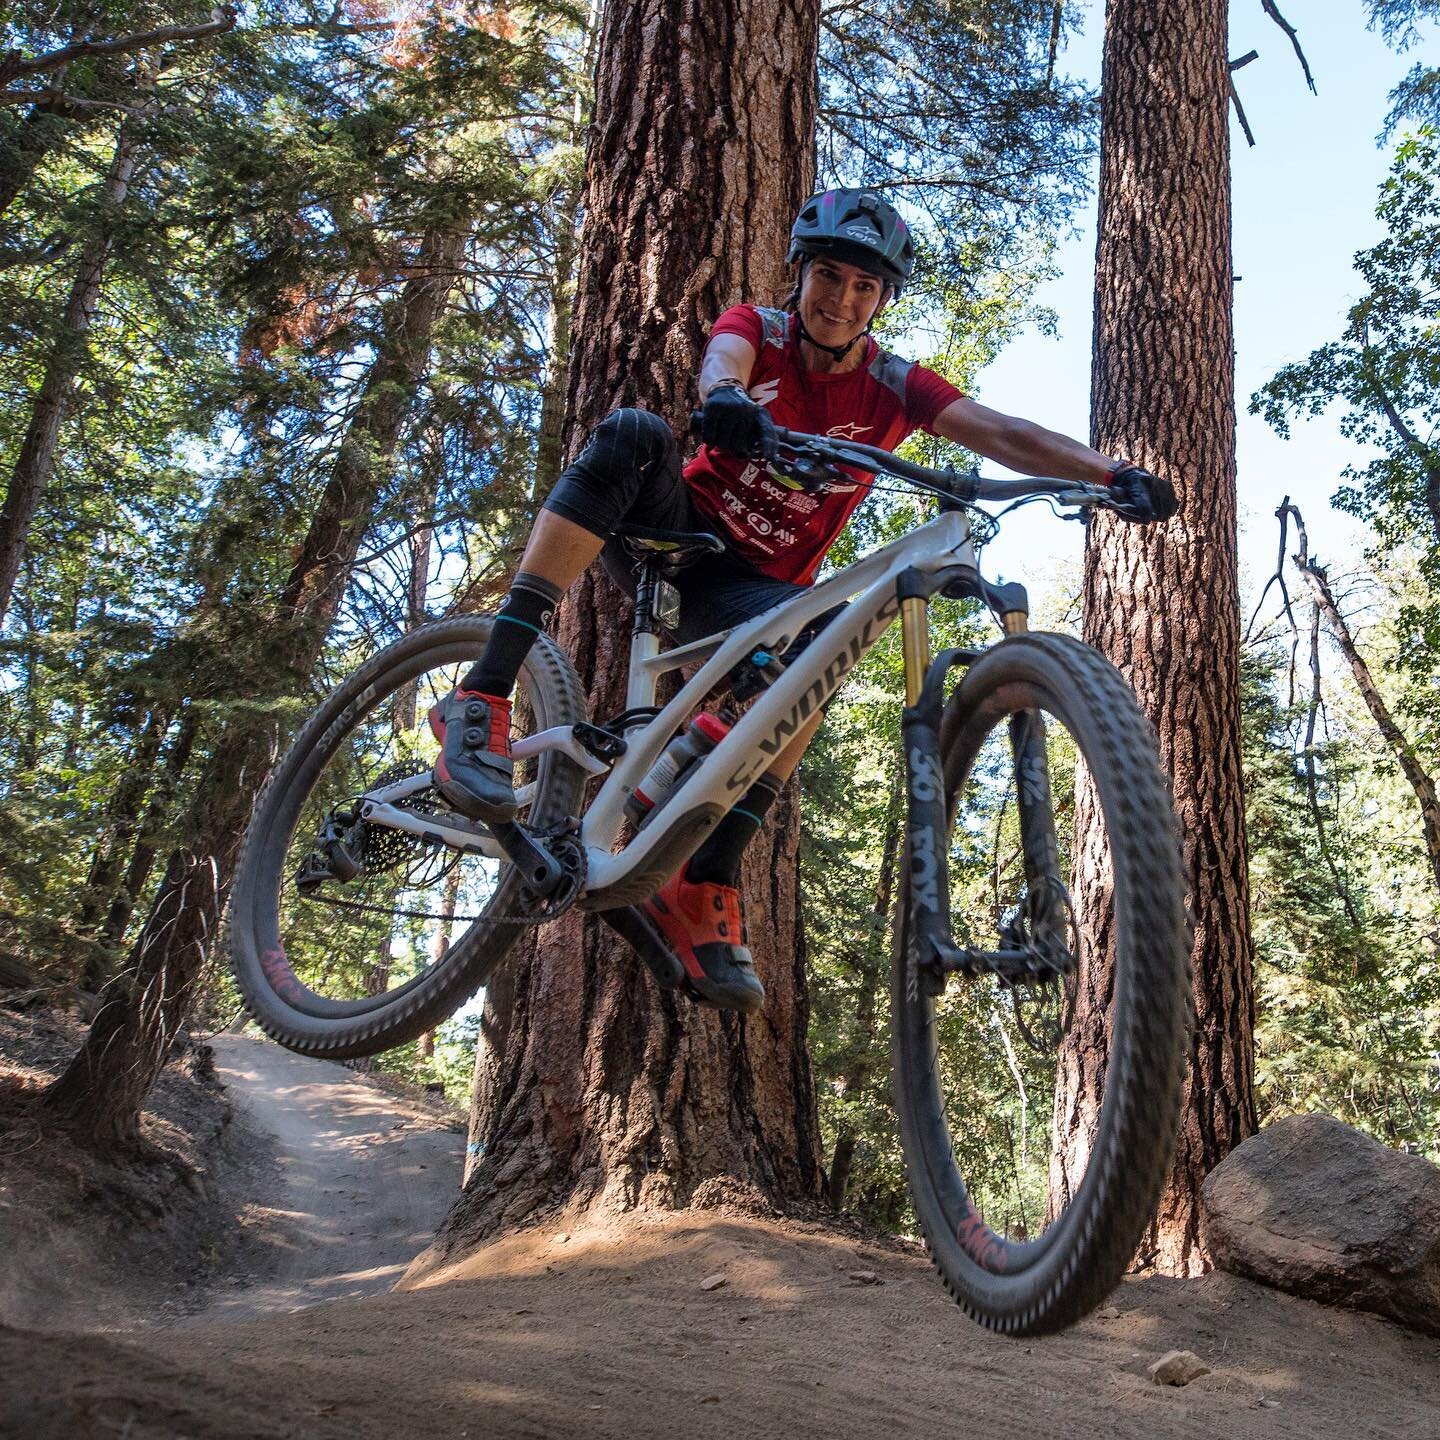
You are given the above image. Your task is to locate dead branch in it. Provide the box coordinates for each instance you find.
[1261,0,1317,94]
[1282,499,1440,900]
[1228,75,1256,149]
[1301,600,1362,924]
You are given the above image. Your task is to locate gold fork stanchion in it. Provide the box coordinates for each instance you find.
[900,593,930,707]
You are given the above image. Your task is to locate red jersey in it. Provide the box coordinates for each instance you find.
[683,304,964,584]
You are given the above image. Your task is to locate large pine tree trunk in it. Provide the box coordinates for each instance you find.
[0,122,139,626]
[1054,0,1256,1276]
[44,227,468,1144]
[428,1,822,1261]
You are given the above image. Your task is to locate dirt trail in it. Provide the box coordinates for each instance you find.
[7,1204,1440,1439]
[5,1029,1437,1438]
[187,1034,466,1322]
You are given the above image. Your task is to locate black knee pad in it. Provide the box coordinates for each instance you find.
[590,407,672,467]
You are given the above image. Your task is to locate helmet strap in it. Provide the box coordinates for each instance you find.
[792,309,863,362]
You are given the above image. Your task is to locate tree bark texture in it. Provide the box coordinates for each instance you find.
[0,121,138,627]
[1057,0,1257,1276]
[44,227,467,1144]
[429,0,823,1260]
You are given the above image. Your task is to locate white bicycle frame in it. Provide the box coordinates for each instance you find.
[357,506,978,907]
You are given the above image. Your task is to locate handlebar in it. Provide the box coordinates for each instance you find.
[687,410,1114,513]
[769,424,1111,511]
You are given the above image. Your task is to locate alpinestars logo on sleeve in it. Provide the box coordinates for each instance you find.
[826,421,872,440]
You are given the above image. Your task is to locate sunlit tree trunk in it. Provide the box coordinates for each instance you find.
[1054,0,1256,1276]
[428,0,823,1261]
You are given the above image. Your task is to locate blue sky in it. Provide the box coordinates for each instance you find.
[973,3,1429,612]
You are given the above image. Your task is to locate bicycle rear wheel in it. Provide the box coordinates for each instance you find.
[229,616,586,1059]
[892,632,1190,1334]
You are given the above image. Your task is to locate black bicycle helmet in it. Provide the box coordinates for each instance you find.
[787,188,915,298]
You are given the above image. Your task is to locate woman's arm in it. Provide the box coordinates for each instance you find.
[698,333,759,400]
[931,396,1121,484]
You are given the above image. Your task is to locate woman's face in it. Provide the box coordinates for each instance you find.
[797,257,888,351]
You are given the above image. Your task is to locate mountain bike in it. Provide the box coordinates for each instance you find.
[229,423,1191,1334]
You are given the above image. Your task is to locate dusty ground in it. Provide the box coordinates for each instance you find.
[0,1007,248,1329]
[2,1009,1437,1440]
[5,1203,1440,1439]
[189,1033,466,1322]
[0,1008,465,1331]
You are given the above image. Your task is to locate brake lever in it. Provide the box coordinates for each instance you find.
[772,449,845,492]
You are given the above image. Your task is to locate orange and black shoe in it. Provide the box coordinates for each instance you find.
[642,869,765,1013]
[427,688,516,822]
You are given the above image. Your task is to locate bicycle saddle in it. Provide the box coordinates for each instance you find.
[614,523,726,572]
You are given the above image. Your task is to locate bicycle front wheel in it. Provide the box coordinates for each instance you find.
[229,616,587,1059]
[891,632,1190,1334]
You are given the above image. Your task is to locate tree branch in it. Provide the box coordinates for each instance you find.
[0,8,236,89]
[1260,0,1317,94]
[1283,499,1440,900]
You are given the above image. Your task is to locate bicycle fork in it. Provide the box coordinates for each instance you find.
[898,568,1069,997]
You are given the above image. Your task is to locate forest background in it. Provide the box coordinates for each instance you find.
[2,0,1439,1241]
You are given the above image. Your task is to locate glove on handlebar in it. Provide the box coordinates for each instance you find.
[1106,464,1178,524]
[701,382,778,462]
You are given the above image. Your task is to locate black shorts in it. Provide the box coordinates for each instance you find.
[544,407,828,645]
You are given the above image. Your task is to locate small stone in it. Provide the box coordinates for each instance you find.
[1097,1306,1122,1319]
[848,1270,881,1285]
[1259,1400,1281,1410]
[557,1233,570,1243]
[700,1273,727,1292]
[1148,1350,1211,1387]
[700,1395,720,1404]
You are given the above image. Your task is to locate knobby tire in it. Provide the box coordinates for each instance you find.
[891,632,1191,1335]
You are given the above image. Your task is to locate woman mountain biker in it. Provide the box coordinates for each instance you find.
[428,187,1177,1014]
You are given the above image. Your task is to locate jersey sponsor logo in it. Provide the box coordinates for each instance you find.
[826,421,873,440]
[749,379,781,406]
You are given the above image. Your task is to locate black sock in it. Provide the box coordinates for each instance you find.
[459,571,564,698]
[685,772,783,887]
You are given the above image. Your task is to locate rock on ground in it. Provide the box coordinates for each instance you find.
[1148,1349,1210,1385]
[1201,1112,1440,1335]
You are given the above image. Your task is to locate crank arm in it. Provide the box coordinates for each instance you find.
[357,799,506,860]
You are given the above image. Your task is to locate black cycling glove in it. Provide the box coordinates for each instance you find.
[1107,464,1178,524]
[702,381,778,461]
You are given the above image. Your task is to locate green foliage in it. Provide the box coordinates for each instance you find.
[1244,629,1440,1158]
[1366,1,1440,132]
[1253,128,1440,714]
